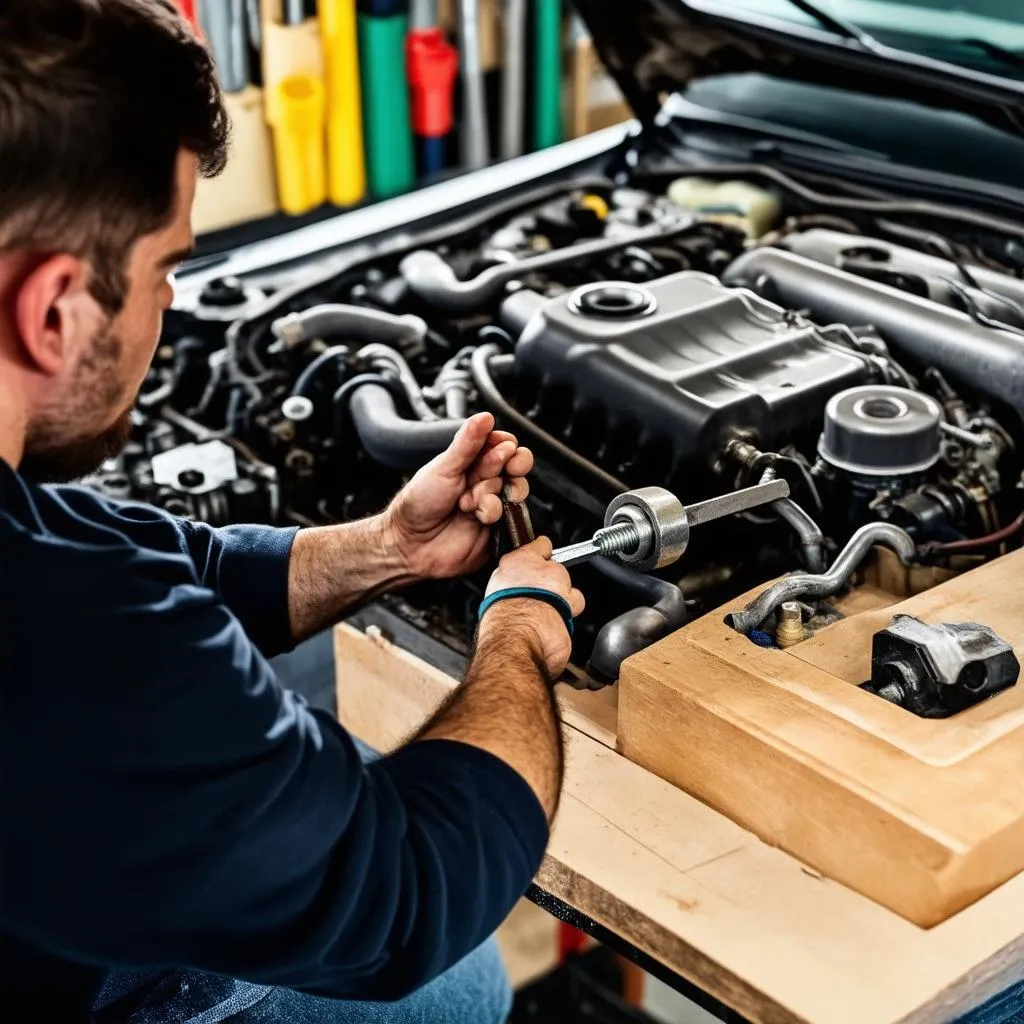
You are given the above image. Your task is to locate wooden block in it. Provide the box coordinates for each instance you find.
[192,86,278,234]
[619,550,1024,927]
[333,622,1024,1024]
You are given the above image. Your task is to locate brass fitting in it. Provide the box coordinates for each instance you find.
[776,601,806,649]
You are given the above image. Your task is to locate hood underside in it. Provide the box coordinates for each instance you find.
[572,0,1024,144]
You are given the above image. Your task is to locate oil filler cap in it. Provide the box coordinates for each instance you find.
[818,385,942,477]
[567,282,657,320]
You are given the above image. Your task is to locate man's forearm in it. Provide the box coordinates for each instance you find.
[414,602,564,821]
[287,516,419,642]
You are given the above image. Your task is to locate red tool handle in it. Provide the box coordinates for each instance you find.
[172,0,199,31]
[406,28,458,138]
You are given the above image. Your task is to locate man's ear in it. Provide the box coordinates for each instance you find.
[13,253,102,377]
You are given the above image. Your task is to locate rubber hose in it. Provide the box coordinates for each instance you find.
[333,372,393,437]
[291,345,350,398]
[271,303,427,349]
[585,556,687,685]
[348,383,463,470]
[356,343,437,421]
[470,344,629,495]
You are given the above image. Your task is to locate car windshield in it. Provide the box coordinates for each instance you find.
[708,0,1024,81]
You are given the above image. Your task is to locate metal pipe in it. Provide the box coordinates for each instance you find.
[197,0,249,93]
[939,421,994,448]
[723,248,1024,418]
[458,0,489,169]
[282,0,306,25]
[725,522,916,635]
[400,218,694,312]
[501,0,527,160]
[773,497,826,573]
[410,0,438,28]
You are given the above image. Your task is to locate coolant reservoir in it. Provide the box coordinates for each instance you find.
[667,177,781,238]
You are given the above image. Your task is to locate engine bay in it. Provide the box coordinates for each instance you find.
[93,160,1024,716]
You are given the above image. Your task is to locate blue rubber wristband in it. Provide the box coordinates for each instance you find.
[478,586,575,639]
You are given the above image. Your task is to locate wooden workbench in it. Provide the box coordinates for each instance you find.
[333,623,1024,1024]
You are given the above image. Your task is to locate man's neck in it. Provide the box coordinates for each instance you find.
[0,380,27,470]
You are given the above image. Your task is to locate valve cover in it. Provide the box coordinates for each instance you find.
[507,272,869,469]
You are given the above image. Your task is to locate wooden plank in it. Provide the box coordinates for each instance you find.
[333,623,1024,1024]
[335,624,618,749]
[618,551,1024,928]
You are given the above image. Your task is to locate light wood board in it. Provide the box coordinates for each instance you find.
[334,623,1024,1024]
[619,550,1024,929]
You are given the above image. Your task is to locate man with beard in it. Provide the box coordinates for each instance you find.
[0,2,584,1022]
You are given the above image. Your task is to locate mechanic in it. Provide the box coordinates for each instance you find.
[0,2,585,1022]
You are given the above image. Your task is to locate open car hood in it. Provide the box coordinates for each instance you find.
[572,0,1024,145]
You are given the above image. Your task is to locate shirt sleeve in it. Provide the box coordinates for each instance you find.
[48,484,299,657]
[2,543,549,1001]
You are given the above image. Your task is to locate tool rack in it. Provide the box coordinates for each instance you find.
[184,0,630,236]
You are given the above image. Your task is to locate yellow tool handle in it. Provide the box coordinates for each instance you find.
[270,74,327,215]
[319,0,366,207]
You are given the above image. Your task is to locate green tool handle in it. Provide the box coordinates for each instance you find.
[533,0,562,151]
[359,12,415,198]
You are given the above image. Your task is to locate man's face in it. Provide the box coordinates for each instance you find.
[21,150,198,482]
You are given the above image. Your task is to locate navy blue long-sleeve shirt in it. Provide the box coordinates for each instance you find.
[0,458,549,1020]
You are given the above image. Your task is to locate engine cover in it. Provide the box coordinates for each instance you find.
[505,272,869,467]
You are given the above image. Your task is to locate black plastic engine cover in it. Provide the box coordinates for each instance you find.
[505,272,869,468]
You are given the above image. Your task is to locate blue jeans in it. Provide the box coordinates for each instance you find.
[91,735,512,1023]
[92,940,511,1024]
[955,981,1024,1024]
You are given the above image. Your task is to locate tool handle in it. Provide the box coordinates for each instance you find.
[408,26,458,177]
[172,0,199,30]
[359,10,416,197]
[501,484,536,549]
[501,0,527,159]
[684,479,790,527]
[322,0,367,205]
[533,0,563,150]
[270,75,328,215]
[458,0,489,169]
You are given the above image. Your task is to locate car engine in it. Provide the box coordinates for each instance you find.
[89,166,1024,710]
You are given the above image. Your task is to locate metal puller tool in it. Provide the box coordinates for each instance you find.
[501,479,790,569]
[550,480,790,570]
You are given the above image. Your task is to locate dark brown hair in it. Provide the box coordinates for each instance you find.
[0,0,229,312]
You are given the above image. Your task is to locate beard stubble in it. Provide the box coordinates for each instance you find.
[20,327,136,484]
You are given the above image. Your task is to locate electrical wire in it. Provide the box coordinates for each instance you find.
[923,512,1024,554]
[924,234,1024,310]
[291,345,350,398]
[774,454,824,513]
[944,279,1024,340]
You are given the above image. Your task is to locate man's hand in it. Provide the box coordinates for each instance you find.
[385,412,534,581]
[414,537,584,821]
[479,538,585,678]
